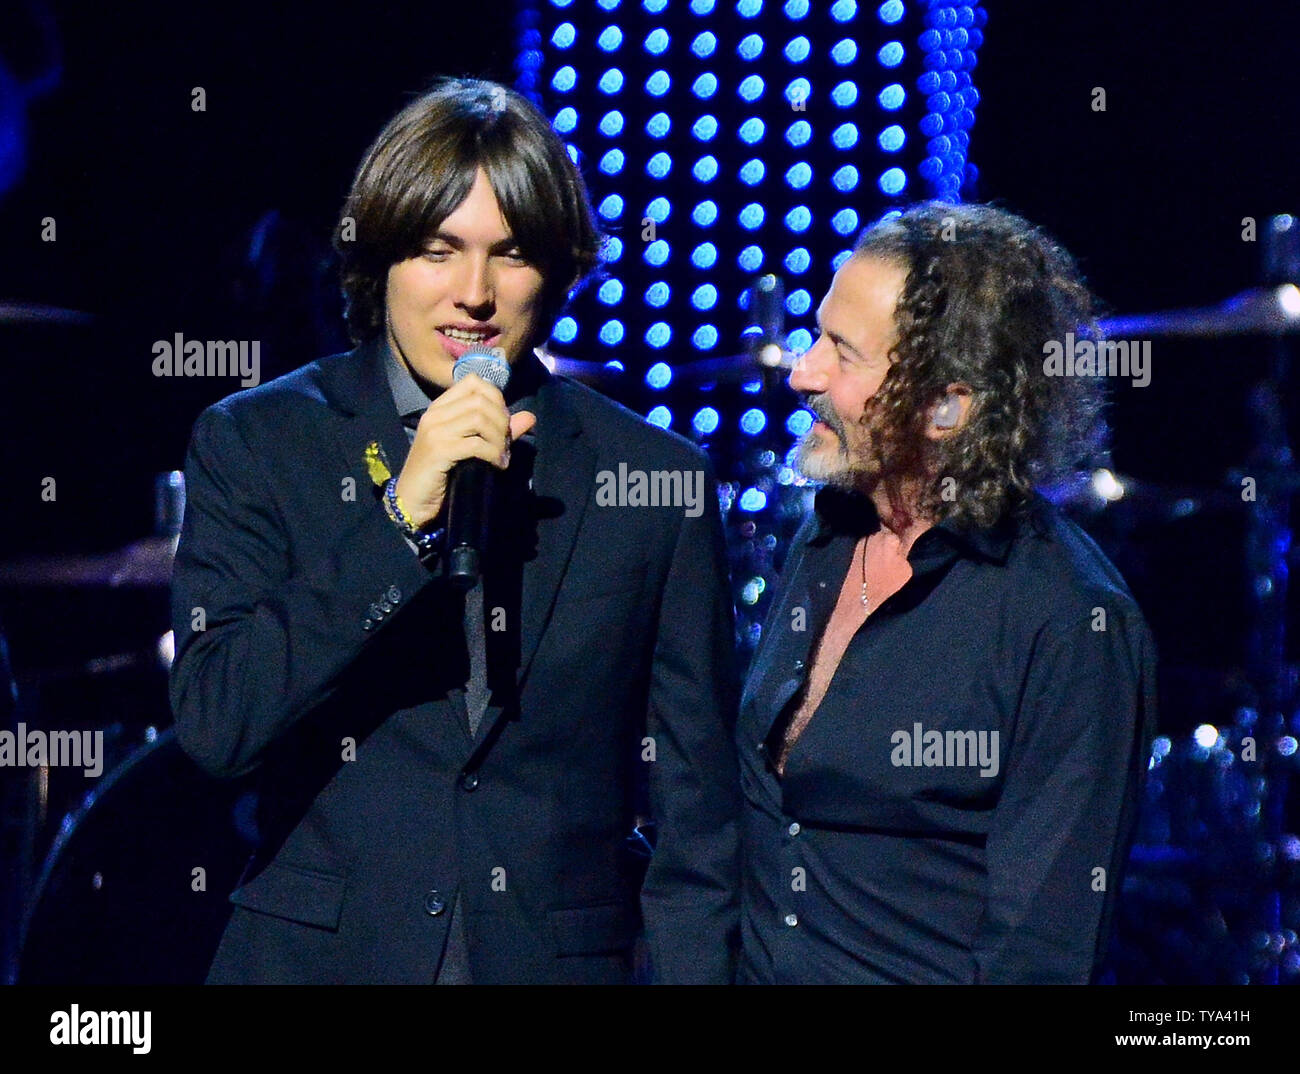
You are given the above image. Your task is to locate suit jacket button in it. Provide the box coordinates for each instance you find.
[387,585,402,604]
[362,620,374,632]
[368,603,384,620]
[460,771,480,791]
[424,890,446,916]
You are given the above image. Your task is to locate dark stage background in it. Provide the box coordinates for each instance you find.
[2,0,1298,986]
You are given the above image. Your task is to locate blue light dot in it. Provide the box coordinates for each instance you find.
[787,327,812,352]
[690,0,716,12]
[552,107,578,134]
[644,28,669,54]
[785,78,811,106]
[784,36,811,62]
[599,320,624,345]
[646,406,672,429]
[692,73,719,100]
[737,33,764,60]
[878,124,906,151]
[919,28,941,51]
[739,74,765,101]
[693,407,721,435]
[737,0,763,18]
[787,409,814,435]
[831,122,859,148]
[594,0,615,7]
[598,110,624,136]
[917,71,941,94]
[644,0,668,11]
[691,242,718,268]
[598,279,624,305]
[832,164,859,191]
[785,161,812,189]
[742,378,762,393]
[645,281,671,306]
[831,81,859,107]
[646,196,671,223]
[784,0,809,16]
[879,167,907,194]
[598,194,624,219]
[597,26,623,52]
[692,200,719,226]
[645,362,673,389]
[832,208,860,235]
[692,31,717,57]
[919,112,944,137]
[739,117,766,144]
[739,159,766,186]
[646,70,671,96]
[647,152,673,178]
[738,245,764,271]
[646,325,672,350]
[693,324,719,350]
[919,156,942,181]
[645,112,671,138]
[599,149,625,175]
[741,408,767,435]
[553,317,578,343]
[552,23,577,48]
[692,283,718,309]
[831,39,858,64]
[831,250,853,270]
[565,144,579,165]
[598,68,624,94]
[830,0,857,21]
[552,66,577,92]
[785,120,812,146]
[878,41,904,67]
[784,247,811,274]
[739,487,768,512]
[784,205,812,232]
[739,203,765,229]
[878,83,905,110]
[878,0,903,22]
[785,289,812,315]
[551,0,573,8]
[602,236,624,262]
[693,155,719,182]
[644,240,670,266]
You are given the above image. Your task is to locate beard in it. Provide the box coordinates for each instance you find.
[793,395,881,491]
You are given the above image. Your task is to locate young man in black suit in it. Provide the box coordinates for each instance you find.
[170,78,740,984]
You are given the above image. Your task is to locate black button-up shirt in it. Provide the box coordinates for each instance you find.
[737,487,1156,984]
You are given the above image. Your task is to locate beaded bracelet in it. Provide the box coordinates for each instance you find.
[383,477,444,560]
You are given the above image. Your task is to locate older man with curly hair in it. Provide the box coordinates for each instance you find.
[737,202,1156,985]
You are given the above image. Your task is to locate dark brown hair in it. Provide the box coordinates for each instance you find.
[334,77,603,345]
[853,201,1109,529]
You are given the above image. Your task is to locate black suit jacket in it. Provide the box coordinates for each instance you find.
[169,336,741,984]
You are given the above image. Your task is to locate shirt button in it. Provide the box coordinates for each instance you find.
[788,822,801,837]
[793,659,805,673]
[379,600,393,613]
[424,890,446,916]
[460,771,480,791]
[361,619,374,632]
[368,603,384,620]
[387,585,402,604]
[784,913,799,928]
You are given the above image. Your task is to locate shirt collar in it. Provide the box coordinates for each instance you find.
[807,484,1018,566]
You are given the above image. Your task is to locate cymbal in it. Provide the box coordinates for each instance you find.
[1100,284,1300,338]
[0,536,175,588]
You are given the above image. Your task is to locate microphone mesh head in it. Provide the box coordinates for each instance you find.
[453,348,511,390]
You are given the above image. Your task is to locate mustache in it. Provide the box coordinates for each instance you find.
[802,394,848,440]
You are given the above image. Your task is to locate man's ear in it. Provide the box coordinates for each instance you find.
[924,383,975,440]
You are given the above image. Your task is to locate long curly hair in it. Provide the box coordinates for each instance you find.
[852,201,1109,530]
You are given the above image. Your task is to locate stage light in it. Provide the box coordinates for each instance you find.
[645,70,671,96]
[692,31,717,57]
[692,200,719,226]
[919,112,944,136]
[831,122,858,148]
[878,41,904,66]
[784,37,811,62]
[692,283,718,310]
[831,208,859,235]
[738,245,764,271]
[646,151,672,178]
[644,28,669,55]
[785,78,811,105]
[692,155,719,182]
[784,206,812,232]
[552,23,576,48]
[737,0,763,19]
[599,149,625,175]
[692,73,719,98]
[693,407,721,435]
[878,83,905,110]
[644,0,668,11]
[784,0,810,17]
[832,164,859,190]
[644,240,670,266]
[741,408,767,435]
[603,236,624,263]
[598,68,624,94]
[553,107,578,133]
[739,118,765,144]
[786,409,814,436]
[831,80,858,107]
[646,196,671,222]
[597,193,624,219]
[645,281,671,306]
[739,159,766,186]
[737,34,764,61]
[785,120,812,146]
[879,167,907,194]
[597,26,622,52]
[691,242,718,268]
[739,203,765,229]
[831,250,853,270]
[646,324,672,350]
[739,75,765,101]
[690,0,716,12]
[830,39,858,64]
[693,325,719,349]
[739,488,767,512]
[830,0,857,20]
[785,162,812,188]
[785,289,812,315]
[553,317,578,343]
[552,66,577,92]
[787,328,812,352]
[599,319,625,345]
[784,247,811,274]
[598,279,623,305]
[878,0,903,22]
[598,110,623,136]
[693,115,719,141]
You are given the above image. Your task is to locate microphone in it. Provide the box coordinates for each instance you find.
[447,347,511,590]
